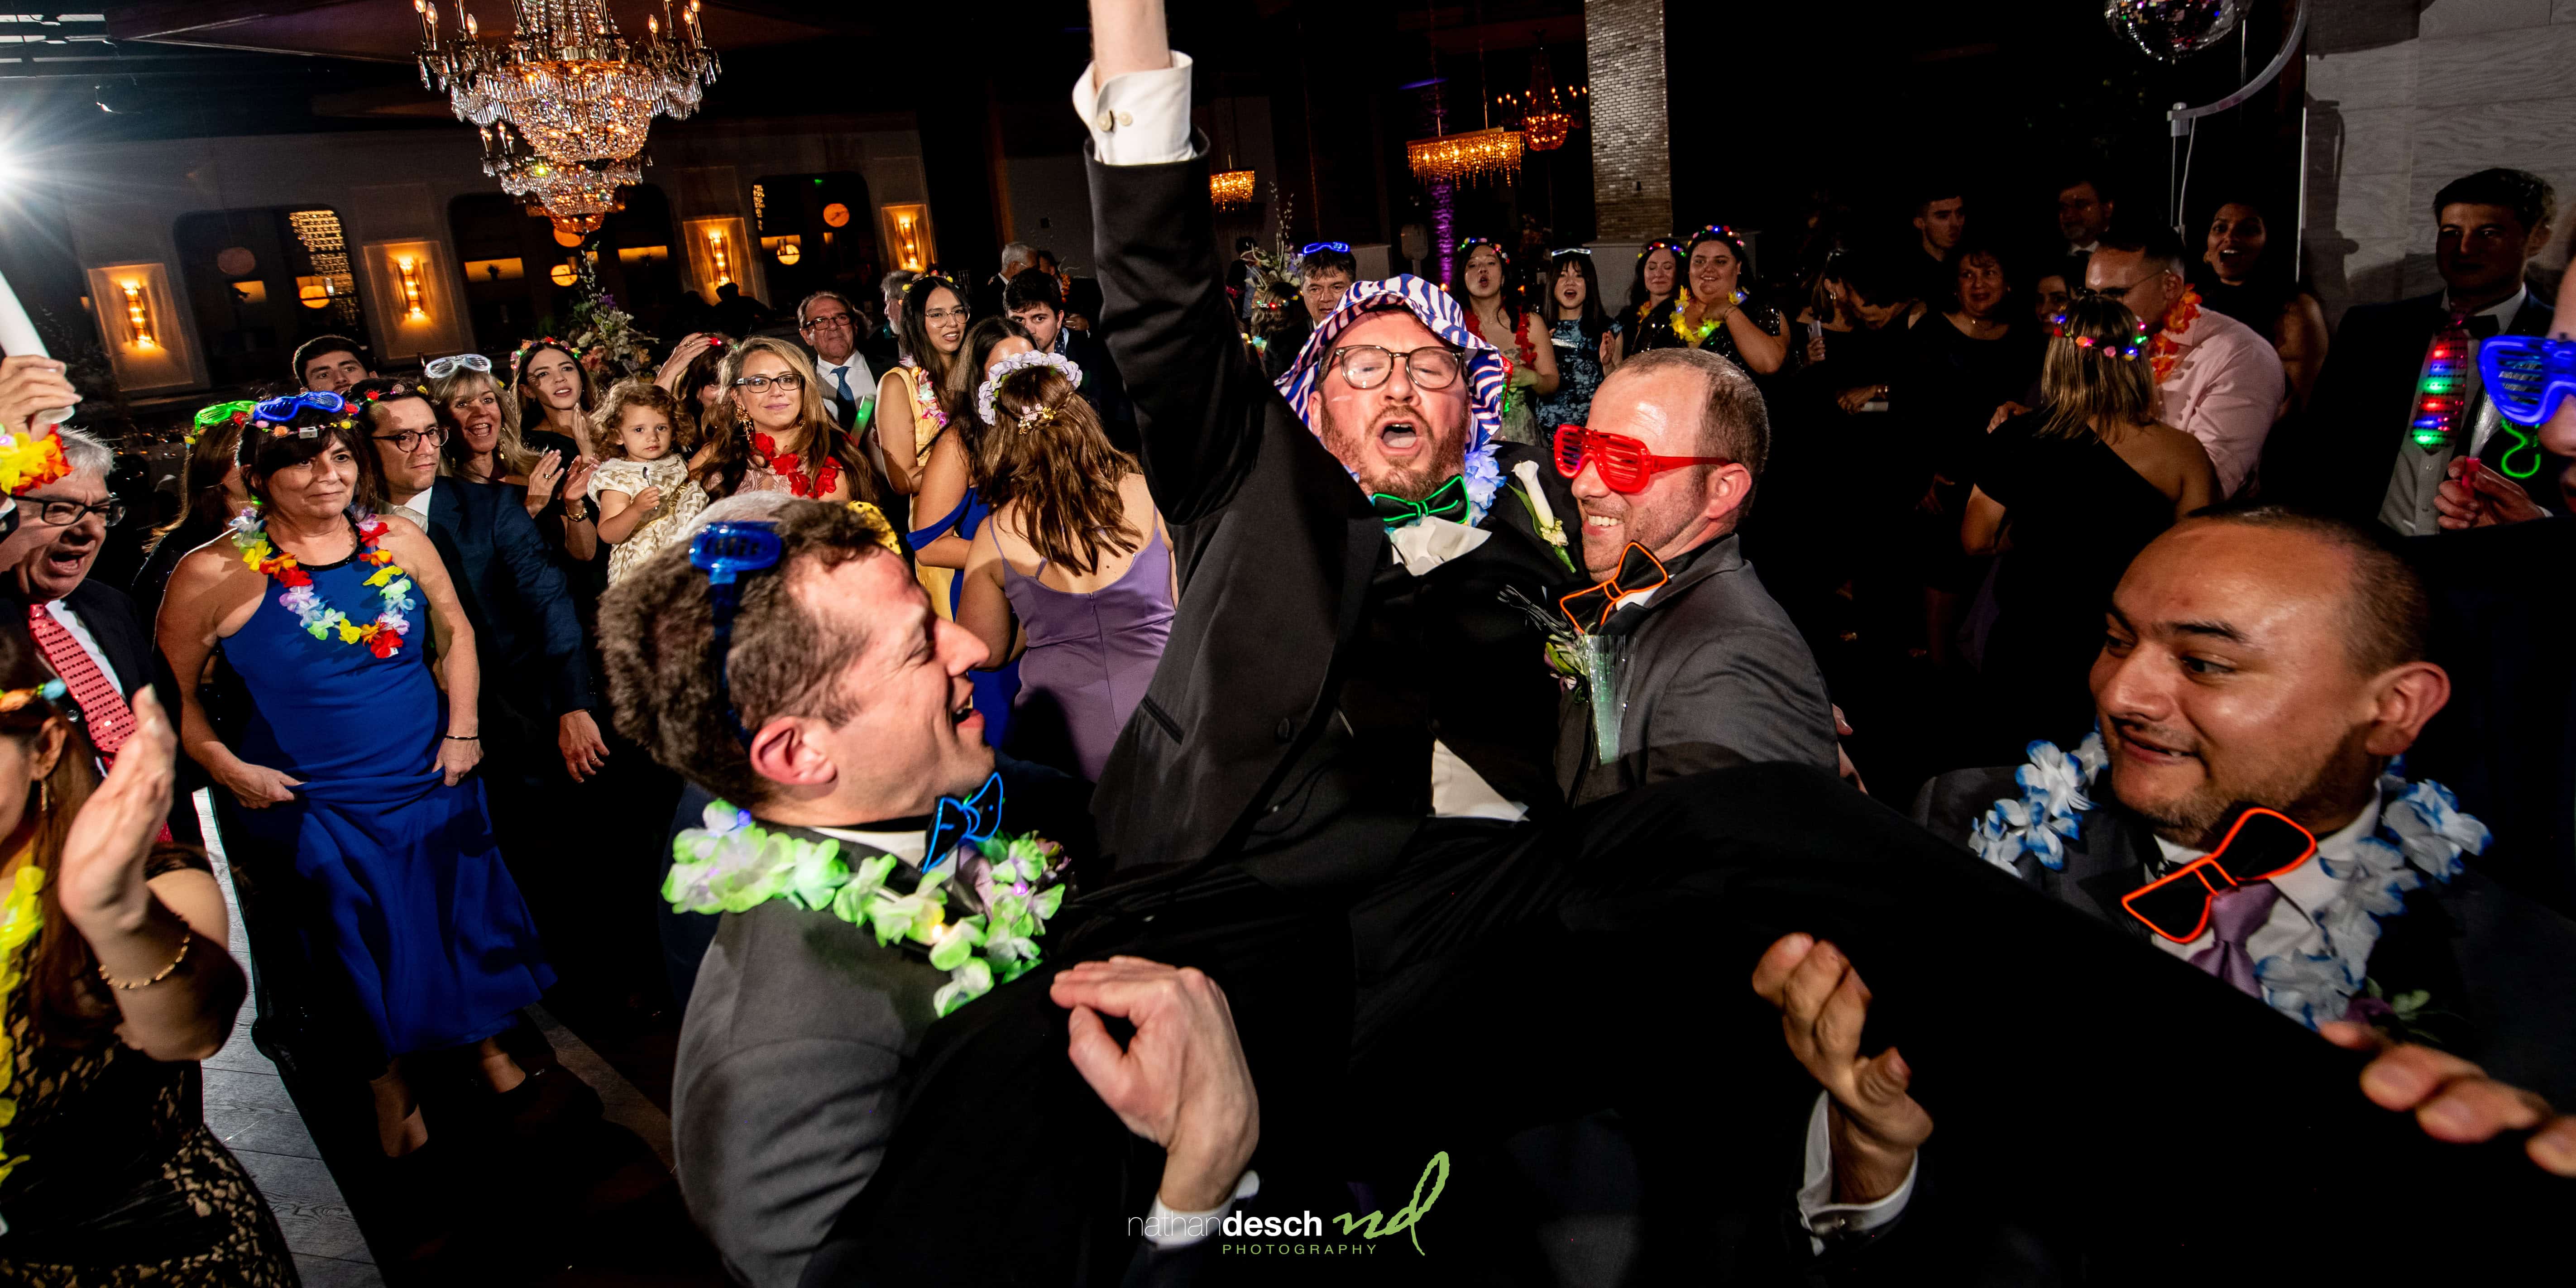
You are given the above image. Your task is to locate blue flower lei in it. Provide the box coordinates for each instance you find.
[665,800,1071,1016]
[1971,734,2491,1030]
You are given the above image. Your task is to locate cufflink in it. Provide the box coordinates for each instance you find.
[1096,109,1117,132]
[1117,110,1133,127]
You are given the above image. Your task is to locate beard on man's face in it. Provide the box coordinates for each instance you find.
[1317,398,1469,501]
[2112,719,2381,851]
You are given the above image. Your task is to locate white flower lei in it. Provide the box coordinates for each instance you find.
[1970,735,2490,1029]
[975,350,1084,426]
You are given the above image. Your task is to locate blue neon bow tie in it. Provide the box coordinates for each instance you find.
[925,772,1005,870]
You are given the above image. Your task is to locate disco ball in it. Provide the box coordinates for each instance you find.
[2105,0,2247,63]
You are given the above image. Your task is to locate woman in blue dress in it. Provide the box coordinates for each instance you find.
[155,388,555,1159]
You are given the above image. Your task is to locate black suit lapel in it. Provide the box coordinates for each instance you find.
[2064,804,2160,938]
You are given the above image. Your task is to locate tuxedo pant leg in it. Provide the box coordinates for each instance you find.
[1345,764,2566,1279]
[802,868,1356,1287]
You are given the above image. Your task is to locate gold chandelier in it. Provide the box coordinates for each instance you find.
[1408,127,1524,187]
[415,0,719,167]
[1210,169,1256,210]
[1520,45,1576,153]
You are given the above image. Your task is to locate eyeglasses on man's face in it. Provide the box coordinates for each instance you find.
[733,373,807,393]
[22,496,124,528]
[1327,344,1465,391]
[373,425,452,453]
[801,312,857,332]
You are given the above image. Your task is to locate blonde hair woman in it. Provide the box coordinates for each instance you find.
[1961,296,2217,754]
[427,354,595,562]
[686,336,870,502]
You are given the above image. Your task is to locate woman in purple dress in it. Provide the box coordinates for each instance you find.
[956,353,1174,782]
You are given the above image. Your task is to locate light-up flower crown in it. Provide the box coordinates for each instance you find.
[974,350,1083,426]
[2050,316,2150,361]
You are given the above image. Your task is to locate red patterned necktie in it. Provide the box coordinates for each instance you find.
[28,603,137,760]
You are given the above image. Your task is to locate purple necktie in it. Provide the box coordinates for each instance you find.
[2186,881,2282,999]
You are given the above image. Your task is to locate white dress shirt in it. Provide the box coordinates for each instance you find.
[815,353,877,419]
[391,479,437,531]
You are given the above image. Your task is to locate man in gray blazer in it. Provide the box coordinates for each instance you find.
[1553,347,1839,804]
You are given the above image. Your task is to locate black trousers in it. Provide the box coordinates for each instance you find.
[807,765,2564,1285]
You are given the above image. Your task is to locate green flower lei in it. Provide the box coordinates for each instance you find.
[666,801,1070,1016]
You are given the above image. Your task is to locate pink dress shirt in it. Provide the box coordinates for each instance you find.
[2153,304,2285,498]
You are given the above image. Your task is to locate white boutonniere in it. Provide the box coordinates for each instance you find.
[1511,459,1569,551]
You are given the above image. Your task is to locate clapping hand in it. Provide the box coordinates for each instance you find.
[2320,1021,2576,1175]
[0,355,79,438]
[560,455,598,517]
[1752,934,1932,1205]
[1051,955,1260,1211]
[55,687,177,935]
[525,450,566,515]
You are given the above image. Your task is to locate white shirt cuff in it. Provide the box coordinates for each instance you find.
[1796,1091,1917,1255]
[1140,1169,1260,1249]
[1071,52,1196,166]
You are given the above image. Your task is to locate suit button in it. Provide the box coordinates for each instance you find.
[1276,718,1295,742]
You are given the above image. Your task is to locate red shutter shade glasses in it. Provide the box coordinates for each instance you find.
[1553,424,1731,494]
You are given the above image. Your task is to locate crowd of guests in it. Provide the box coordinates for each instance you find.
[0,2,2573,1277]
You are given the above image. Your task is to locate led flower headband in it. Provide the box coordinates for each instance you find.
[974,350,1083,426]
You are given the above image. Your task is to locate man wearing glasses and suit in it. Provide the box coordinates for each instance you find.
[797,291,878,434]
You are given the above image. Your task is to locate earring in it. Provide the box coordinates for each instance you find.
[37,777,48,816]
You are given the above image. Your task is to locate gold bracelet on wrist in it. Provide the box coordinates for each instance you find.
[99,928,192,990]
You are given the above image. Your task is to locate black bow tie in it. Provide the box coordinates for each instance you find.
[1558,542,1669,634]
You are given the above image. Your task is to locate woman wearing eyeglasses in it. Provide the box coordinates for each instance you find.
[1631,226,1788,376]
[1451,238,1558,445]
[1958,297,2216,755]
[155,393,558,1168]
[875,276,972,498]
[687,337,867,504]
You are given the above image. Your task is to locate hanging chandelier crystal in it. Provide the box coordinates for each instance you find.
[1407,127,1524,187]
[1210,170,1256,210]
[415,0,719,167]
[1519,45,1576,153]
[479,121,637,237]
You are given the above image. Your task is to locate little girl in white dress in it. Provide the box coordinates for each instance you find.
[589,378,709,584]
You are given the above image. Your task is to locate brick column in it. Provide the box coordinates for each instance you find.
[1585,0,1671,241]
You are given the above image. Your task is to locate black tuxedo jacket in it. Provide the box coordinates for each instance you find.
[2274,289,2570,521]
[423,479,592,727]
[1055,327,1138,456]
[1084,144,1581,886]
[2406,517,2576,917]
[57,577,154,704]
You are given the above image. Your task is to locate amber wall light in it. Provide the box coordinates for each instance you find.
[396,255,428,321]
[707,229,732,285]
[120,280,157,348]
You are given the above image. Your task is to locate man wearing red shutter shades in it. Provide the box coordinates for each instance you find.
[1552,346,1837,805]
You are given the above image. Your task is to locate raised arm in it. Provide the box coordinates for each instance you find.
[1083,1,1267,522]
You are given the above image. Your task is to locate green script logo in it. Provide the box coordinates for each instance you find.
[1334,1151,1449,1254]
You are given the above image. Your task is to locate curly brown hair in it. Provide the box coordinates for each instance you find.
[597,499,894,806]
[590,378,696,461]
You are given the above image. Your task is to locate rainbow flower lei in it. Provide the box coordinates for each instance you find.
[228,513,417,658]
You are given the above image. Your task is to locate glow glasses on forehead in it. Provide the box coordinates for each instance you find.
[254,390,346,421]
[690,522,785,746]
[1300,241,1351,255]
[424,352,493,380]
[1553,424,1729,494]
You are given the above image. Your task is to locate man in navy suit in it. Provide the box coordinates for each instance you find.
[2273,168,2571,531]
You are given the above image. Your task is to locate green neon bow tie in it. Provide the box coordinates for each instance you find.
[1370,475,1469,530]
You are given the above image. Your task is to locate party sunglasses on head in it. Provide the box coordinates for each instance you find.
[2119,807,2316,943]
[1300,241,1351,255]
[254,390,347,421]
[1553,424,1730,494]
[690,522,785,746]
[425,352,493,380]
[2479,334,2576,427]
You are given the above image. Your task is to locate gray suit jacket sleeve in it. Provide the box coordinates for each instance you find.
[1647,627,1840,775]
[676,1037,904,1288]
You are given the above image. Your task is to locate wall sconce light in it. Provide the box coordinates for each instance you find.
[120,280,157,348]
[396,255,427,321]
[775,240,801,266]
[707,229,732,285]
[893,211,924,272]
[297,276,333,309]
[550,262,578,287]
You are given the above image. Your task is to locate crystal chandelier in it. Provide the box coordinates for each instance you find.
[415,0,719,167]
[1210,170,1256,210]
[1519,45,1576,153]
[478,120,638,236]
[1407,127,1524,187]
